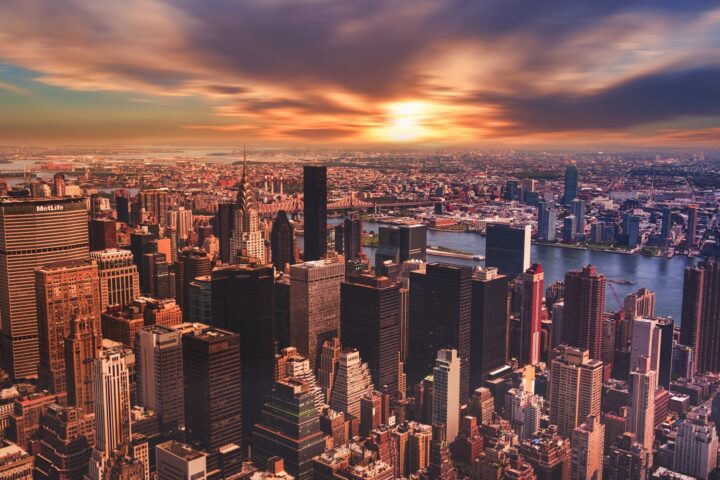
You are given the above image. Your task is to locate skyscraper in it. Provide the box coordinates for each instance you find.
[563,165,579,205]
[290,257,345,369]
[656,317,674,389]
[562,265,605,360]
[340,274,401,395]
[0,197,89,379]
[686,204,698,247]
[89,218,117,251]
[230,159,265,263]
[431,349,461,443]
[504,386,542,441]
[156,441,207,480]
[428,423,457,480]
[549,346,603,438]
[627,355,656,449]
[629,317,662,379]
[680,256,720,374]
[571,199,586,237]
[303,166,327,261]
[210,264,275,439]
[624,287,656,321]
[341,217,363,261]
[270,210,295,272]
[537,202,557,242]
[174,248,211,321]
[330,348,374,419]
[136,326,185,438]
[409,263,472,401]
[605,432,649,480]
[660,206,672,241]
[485,224,531,277]
[90,249,140,309]
[517,426,572,480]
[64,315,102,414]
[519,263,543,367]
[623,214,641,248]
[374,224,427,271]
[139,188,169,226]
[252,379,327,480]
[34,404,95,480]
[215,201,234,264]
[35,259,101,395]
[673,405,718,480]
[570,415,604,480]
[470,267,509,389]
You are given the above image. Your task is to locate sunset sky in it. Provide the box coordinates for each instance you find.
[1,0,719,146]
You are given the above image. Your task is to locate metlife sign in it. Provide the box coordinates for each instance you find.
[36,204,64,213]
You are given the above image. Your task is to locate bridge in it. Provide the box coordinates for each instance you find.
[257,194,434,215]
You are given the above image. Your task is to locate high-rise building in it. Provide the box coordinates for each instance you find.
[470,267,509,389]
[166,207,193,243]
[136,326,185,438]
[485,224,531,277]
[35,259,101,395]
[537,202,558,242]
[628,356,656,449]
[330,349,374,419]
[181,325,242,460]
[188,275,212,324]
[428,423,457,480]
[275,347,325,411]
[174,248,211,321]
[517,426,572,480]
[504,386,542,441]
[519,263,543,367]
[90,249,140,309]
[673,405,717,480]
[0,442,33,480]
[562,265,606,360]
[0,197,89,379]
[210,264,275,439]
[563,165,579,205]
[215,201,234,264]
[604,432,650,480]
[252,379,327,480]
[93,345,133,456]
[290,257,345,369]
[623,214,641,248]
[630,317,662,381]
[340,274,401,395]
[660,206,672,241]
[571,415,604,480]
[686,204,698,247]
[230,160,265,263]
[656,318,674,390]
[624,288,656,321]
[34,404,95,480]
[431,349,461,443]
[89,218,117,251]
[270,211,295,272]
[303,166,328,261]
[156,441,207,480]
[341,217,363,261]
[374,225,427,271]
[114,190,130,225]
[139,189,170,226]
[65,315,102,414]
[563,216,577,243]
[409,263,472,401]
[549,346,603,438]
[680,256,720,374]
[571,199,586,237]
[360,391,383,437]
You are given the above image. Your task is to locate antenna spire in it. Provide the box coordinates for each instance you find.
[243,144,247,177]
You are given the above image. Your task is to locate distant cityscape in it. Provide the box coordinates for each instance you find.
[0,147,714,480]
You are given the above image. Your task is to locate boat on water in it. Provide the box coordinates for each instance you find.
[608,278,635,286]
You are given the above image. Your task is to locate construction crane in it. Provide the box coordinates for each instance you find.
[608,282,624,312]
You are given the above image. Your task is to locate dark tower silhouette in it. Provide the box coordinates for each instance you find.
[470,267,509,389]
[271,210,295,272]
[563,165,579,206]
[562,265,605,360]
[303,166,327,261]
[681,257,720,373]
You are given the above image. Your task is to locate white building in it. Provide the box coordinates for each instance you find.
[432,349,461,442]
[673,405,718,480]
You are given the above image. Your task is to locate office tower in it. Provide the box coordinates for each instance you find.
[215,202,233,264]
[0,442,33,480]
[485,224,531,277]
[686,204,698,247]
[93,345,132,456]
[563,165,579,205]
[166,207,193,243]
[65,315,102,414]
[549,346,603,438]
[552,301,565,347]
[672,344,694,381]
[628,356,656,449]
[270,211,295,272]
[537,202,557,242]
[35,260,101,394]
[623,214,641,248]
[409,263,472,401]
[571,199,586,237]
[504,386,542,441]
[174,248,211,320]
[188,275,212,324]
[142,252,172,299]
[91,249,140,309]
[303,166,327,261]
[360,391,382,437]
[130,231,156,279]
[341,217,363,261]
[181,326,242,459]
[114,190,130,225]
[51,173,66,196]
[144,298,182,328]
[630,317,662,382]
[252,379,326,480]
[330,349,374,419]
[89,218,117,251]
[519,263,543,367]
[517,426,572,480]
[102,303,146,350]
[655,318,673,389]
[680,257,720,374]
[276,347,325,411]
[673,405,717,480]
[374,224,427,271]
[34,405,95,480]
[605,432,650,480]
[136,326,184,438]
[563,216,577,243]
[156,441,207,480]
[230,160,265,264]
[624,288,656,320]
[562,265,605,360]
[210,264,274,438]
[470,267,509,388]
[431,349,461,443]
[0,197,89,380]
[340,274,401,395]
[428,423,457,480]
[660,207,672,241]
[504,180,520,201]
[139,189,169,226]
[317,338,341,403]
[451,415,483,465]
[290,257,345,369]
[468,387,495,425]
[571,415,604,480]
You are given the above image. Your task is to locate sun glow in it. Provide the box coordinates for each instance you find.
[383,101,430,142]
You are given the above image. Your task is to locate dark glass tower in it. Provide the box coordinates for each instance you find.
[561,265,606,360]
[374,224,427,271]
[174,248,211,320]
[303,166,327,261]
[656,318,674,389]
[470,267,509,389]
[409,263,472,400]
[342,217,363,261]
[252,379,326,480]
[271,210,295,272]
[485,223,530,277]
[563,165,579,205]
[215,201,234,264]
[340,274,401,395]
[681,256,720,373]
[211,264,275,440]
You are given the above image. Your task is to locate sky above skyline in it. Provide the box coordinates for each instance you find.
[1,0,720,147]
